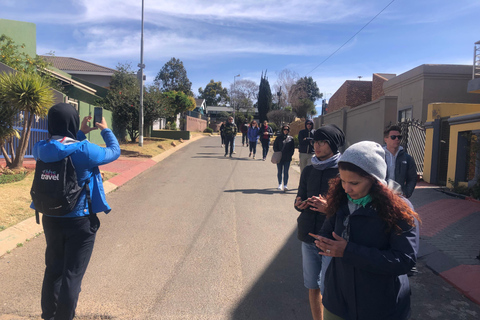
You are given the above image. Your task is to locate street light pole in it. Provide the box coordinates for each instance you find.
[233,74,240,120]
[138,0,145,146]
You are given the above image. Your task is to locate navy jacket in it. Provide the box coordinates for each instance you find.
[320,202,419,320]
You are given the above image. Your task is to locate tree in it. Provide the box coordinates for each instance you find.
[266,109,296,128]
[229,79,258,112]
[288,76,322,119]
[154,57,193,96]
[272,69,299,110]
[198,80,228,106]
[161,90,196,121]
[257,71,272,123]
[0,71,54,169]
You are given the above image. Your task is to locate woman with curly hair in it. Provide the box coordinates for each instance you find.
[309,141,420,320]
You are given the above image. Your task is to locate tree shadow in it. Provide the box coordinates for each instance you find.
[224,188,298,195]
[231,230,311,319]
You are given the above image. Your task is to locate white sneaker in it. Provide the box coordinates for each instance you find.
[277,185,283,190]
[284,186,289,191]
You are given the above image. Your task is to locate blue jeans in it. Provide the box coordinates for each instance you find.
[276,161,291,185]
[302,241,331,295]
[249,141,257,155]
[261,139,270,159]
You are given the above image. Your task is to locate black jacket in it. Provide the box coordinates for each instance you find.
[273,134,295,163]
[295,165,338,243]
[298,128,315,154]
[320,202,418,320]
[259,125,273,140]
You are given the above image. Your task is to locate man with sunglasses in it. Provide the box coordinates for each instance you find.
[383,125,417,198]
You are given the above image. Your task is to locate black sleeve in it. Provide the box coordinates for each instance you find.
[273,136,281,152]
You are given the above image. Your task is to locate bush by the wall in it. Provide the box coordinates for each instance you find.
[203,127,213,133]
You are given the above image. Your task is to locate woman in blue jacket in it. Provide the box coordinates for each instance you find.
[247,120,260,159]
[33,103,120,320]
[310,141,420,320]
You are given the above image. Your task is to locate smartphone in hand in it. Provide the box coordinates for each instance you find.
[93,107,103,125]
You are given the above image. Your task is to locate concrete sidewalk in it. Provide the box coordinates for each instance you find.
[1,140,479,306]
[0,134,206,256]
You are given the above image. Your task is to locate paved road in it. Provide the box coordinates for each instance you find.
[0,136,479,319]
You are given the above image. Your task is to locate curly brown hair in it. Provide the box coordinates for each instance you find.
[325,162,420,234]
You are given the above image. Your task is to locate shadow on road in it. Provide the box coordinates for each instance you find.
[224,188,298,195]
[231,230,311,319]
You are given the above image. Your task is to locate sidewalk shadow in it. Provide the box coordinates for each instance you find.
[231,230,311,319]
[224,188,298,195]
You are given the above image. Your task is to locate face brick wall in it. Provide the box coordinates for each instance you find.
[327,81,372,113]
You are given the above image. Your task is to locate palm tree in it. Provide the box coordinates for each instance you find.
[0,71,54,169]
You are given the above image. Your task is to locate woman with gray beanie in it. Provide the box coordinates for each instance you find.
[309,141,420,320]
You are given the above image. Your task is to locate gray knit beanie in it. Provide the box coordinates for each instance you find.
[339,141,387,184]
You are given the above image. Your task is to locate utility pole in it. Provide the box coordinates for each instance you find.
[138,0,145,146]
[233,74,240,121]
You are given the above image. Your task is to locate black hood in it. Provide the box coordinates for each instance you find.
[305,119,314,129]
[48,103,79,139]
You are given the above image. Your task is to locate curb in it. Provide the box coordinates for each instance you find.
[0,134,207,257]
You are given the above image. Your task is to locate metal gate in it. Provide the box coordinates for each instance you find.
[1,111,49,159]
[397,119,426,176]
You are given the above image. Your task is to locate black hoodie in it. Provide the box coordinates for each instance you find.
[298,120,315,154]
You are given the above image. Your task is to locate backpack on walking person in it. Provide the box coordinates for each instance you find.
[30,156,90,224]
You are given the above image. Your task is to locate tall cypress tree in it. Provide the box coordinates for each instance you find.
[257,71,272,123]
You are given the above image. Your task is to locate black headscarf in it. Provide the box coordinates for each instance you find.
[48,103,79,139]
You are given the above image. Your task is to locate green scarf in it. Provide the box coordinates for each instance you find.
[347,194,372,207]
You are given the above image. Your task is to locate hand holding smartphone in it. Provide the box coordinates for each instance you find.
[93,107,103,126]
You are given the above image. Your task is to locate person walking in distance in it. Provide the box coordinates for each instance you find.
[223,116,237,158]
[241,120,249,147]
[383,125,417,198]
[293,124,345,320]
[219,121,225,147]
[298,119,315,172]
[32,103,120,320]
[259,120,273,161]
[273,125,295,191]
[247,120,260,159]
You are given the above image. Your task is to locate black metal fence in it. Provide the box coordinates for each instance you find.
[398,119,426,176]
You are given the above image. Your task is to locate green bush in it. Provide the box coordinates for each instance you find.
[203,127,213,133]
[293,135,299,148]
[268,122,278,133]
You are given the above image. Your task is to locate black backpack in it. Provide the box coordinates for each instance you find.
[30,156,90,224]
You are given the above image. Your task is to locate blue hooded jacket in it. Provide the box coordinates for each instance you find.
[31,129,120,217]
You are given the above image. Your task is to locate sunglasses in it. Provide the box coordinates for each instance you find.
[390,135,402,140]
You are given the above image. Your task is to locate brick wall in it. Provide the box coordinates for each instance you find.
[346,81,372,107]
[328,83,348,113]
[185,115,207,132]
[372,74,388,101]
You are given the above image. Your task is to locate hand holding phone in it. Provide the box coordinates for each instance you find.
[93,107,103,126]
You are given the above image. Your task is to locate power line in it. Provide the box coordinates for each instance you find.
[306,0,396,76]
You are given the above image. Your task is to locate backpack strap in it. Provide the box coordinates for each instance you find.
[84,178,93,215]
[35,210,39,224]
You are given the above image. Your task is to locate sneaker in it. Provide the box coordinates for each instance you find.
[253,155,256,159]
[263,158,266,161]
[249,152,252,157]
[229,154,232,158]
[233,151,236,154]
[222,144,224,147]
[277,185,283,190]
[284,186,289,191]
[224,153,227,157]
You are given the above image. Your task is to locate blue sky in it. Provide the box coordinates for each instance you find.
[1,0,479,112]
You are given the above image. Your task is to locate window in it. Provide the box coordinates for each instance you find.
[398,108,412,122]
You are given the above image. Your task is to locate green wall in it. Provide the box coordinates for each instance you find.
[78,101,113,145]
[0,19,36,57]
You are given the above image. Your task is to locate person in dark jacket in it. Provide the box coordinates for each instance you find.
[247,120,260,159]
[294,124,345,320]
[219,121,225,147]
[223,116,237,158]
[310,141,420,320]
[273,125,295,191]
[259,120,273,161]
[383,125,417,198]
[298,119,315,172]
[33,103,120,320]
[241,121,249,147]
